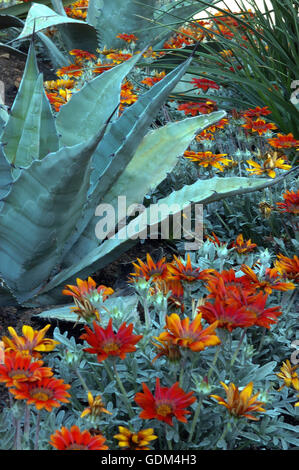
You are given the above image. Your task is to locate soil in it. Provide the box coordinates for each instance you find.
[0,50,56,109]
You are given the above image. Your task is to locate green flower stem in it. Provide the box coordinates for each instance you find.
[23,404,31,449]
[230,328,247,367]
[207,345,221,382]
[75,367,90,393]
[213,419,231,450]
[187,396,203,443]
[34,410,40,450]
[165,424,172,450]
[112,360,135,419]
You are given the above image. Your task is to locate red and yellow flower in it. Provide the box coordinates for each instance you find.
[141,71,166,87]
[49,425,108,450]
[230,234,257,254]
[267,133,299,149]
[151,334,182,363]
[210,381,266,420]
[80,391,112,418]
[242,118,277,136]
[10,376,71,411]
[80,319,143,362]
[274,254,299,282]
[2,324,59,358]
[276,189,299,215]
[135,377,196,426]
[190,78,220,92]
[56,63,83,78]
[0,351,53,388]
[114,426,157,450]
[106,52,133,63]
[240,265,296,294]
[62,277,114,302]
[116,33,138,43]
[177,100,217,116]
[69,49,97,62]
[167,254,213,283]
[242,106,272,118]
[130,253,169,282]
[158,312,221,352]
[183,150,232,171]
[198,298,256,332]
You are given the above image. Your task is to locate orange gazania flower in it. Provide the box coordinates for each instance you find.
[152,334,182,363]
[80,391,112,418]
[44,78,75,91]
[2,324,59,358]
[242,106,272,118]
[190,78,220,92]
[240,265,296,294]
[130,253,169,282]
[0,351,53,388]
[80,319,143,362]
[276,360,299,392]
[183,150,232,171]
[267,133,299,149]
[230,234,257,254]
[177,100,217,116]
[106,52,133,63]
[159,312,221,352]
[274,254,299,282]
[167,254,213,283]
[56,63,83,77]
[276,189,299,215]
[242,118,277,135]
[10,376,71,411]
[49,425,108,450]
[69,49,97,62]
[62,277,114,302]
[210,381,266,420]
[46,88,73,112]
[116,33,138,43]
[92,61,116,74]
[135,377,196,426]
[141,71,166,87]
[64,0,88,19]
[114,426,157,450]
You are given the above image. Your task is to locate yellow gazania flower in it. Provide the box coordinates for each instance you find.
[2,324,59,358]
[80,392,112,418]
[44,79,75,91]
[246,152,291,178]
[210,381,266,420]
[276,360,299,392]
[114,426,157,450]
[183,150,232,171]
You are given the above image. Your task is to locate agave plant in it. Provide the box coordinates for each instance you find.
[0,36,291,309]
